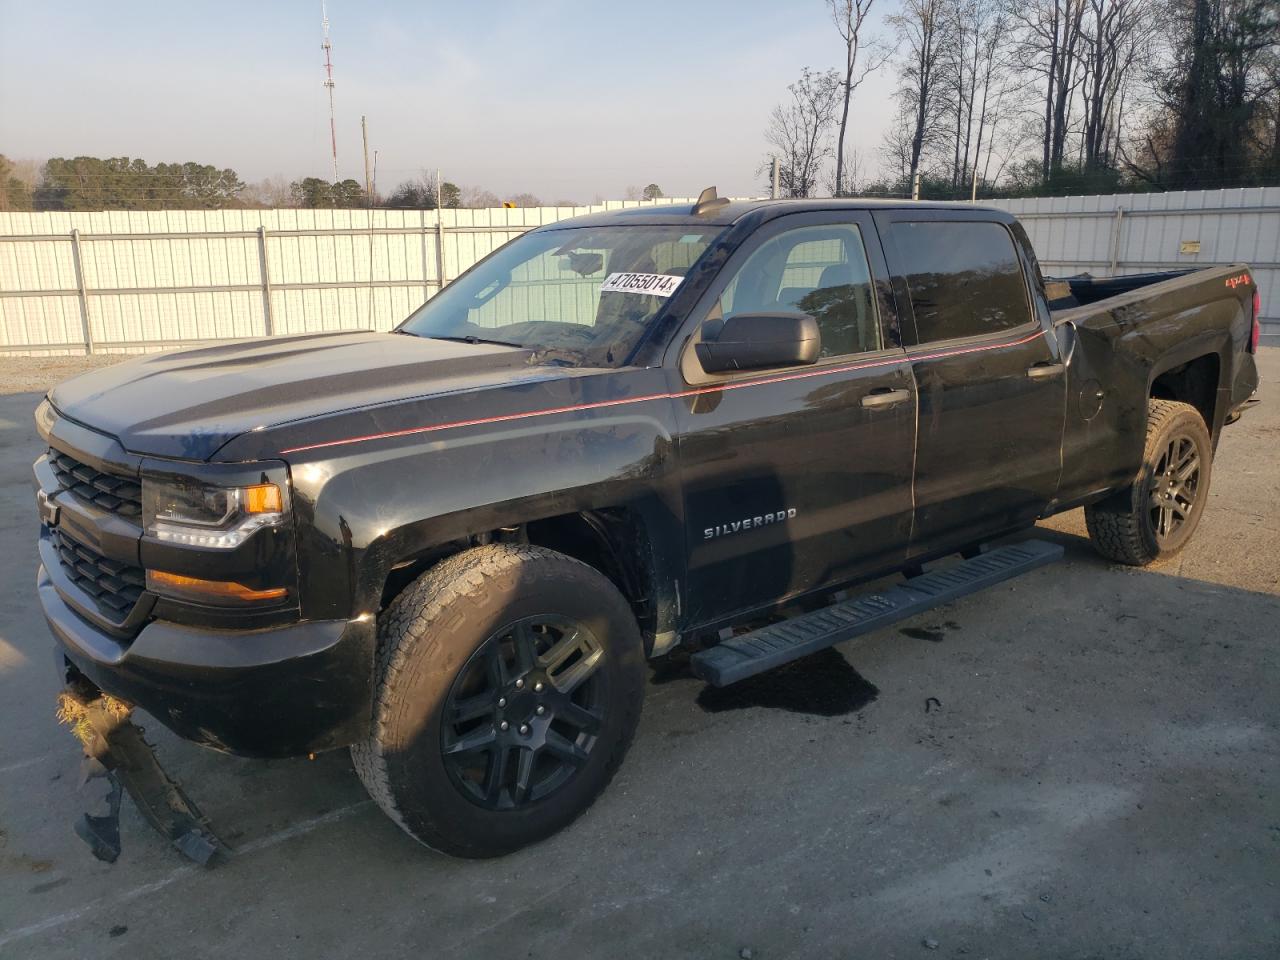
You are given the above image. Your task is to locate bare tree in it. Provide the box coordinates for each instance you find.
[934,0,1012,191]
[0,155,34,211]
[1012,0,1090,181]
[967,12,993,184]
[976,88,1033,189]
[763,67,843,197]
[781,0,1280,195]
[887,0,949,187]
[7,157,41,191]
[826,146,867,194]
[1267,48,1280,177]
[879,109,918,181]
[828,0,892,195]
[938,0,971,189]
[460,185,501,208]
[962,0,1022,193]
[1078,0,1155,172]
[241,174,293,208]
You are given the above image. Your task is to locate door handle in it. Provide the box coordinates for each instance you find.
[1026,362,1065,380]
[860,388,911,409]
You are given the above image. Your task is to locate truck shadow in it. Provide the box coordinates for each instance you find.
[650,645,880,718]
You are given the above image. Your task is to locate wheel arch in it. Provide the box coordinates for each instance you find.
[1147,345,1226,439]
[365,499,683,657]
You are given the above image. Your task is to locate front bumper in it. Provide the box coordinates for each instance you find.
[40,563,376,758]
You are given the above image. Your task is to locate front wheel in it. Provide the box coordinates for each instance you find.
[351,544,645,858]
[1085,399,1212,566]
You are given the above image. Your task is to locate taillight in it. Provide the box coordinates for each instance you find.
[1250,289,1261,353]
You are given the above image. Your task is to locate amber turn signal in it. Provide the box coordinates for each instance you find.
[243,483,283,514]
[147,569,288,605]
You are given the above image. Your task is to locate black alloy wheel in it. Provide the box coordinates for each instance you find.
[441,616,606,810]
[353,544,646,857]
[1147,433,1201,543]
[1084,399,1213,566]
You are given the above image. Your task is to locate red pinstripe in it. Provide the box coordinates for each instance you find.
[279,328,1047,455]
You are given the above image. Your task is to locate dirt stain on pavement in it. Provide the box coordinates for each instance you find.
[29,877,69,894]
[0,851,55,874]
[900,620,962,643]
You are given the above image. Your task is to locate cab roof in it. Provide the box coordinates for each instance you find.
[537,197,1012,230]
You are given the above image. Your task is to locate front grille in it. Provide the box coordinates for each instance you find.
[48,448,142,519]
[51,527,145,620]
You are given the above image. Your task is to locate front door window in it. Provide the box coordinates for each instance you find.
[717,223,881,359]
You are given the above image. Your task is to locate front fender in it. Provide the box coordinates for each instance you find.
[272,369,685,627]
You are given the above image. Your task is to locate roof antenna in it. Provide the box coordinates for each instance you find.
[692,186,730,216]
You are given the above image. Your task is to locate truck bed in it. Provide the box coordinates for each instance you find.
[1044,269,1193,310]
[1044,259,1259,510]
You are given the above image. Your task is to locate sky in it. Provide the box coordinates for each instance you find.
[0,0,902,202]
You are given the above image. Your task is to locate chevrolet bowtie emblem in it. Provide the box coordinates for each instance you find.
[36,489,59,528]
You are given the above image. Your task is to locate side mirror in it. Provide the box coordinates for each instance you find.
[695,312,821,373]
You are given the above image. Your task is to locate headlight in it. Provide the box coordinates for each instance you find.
[143,476,285,549]
[34,397,57,437]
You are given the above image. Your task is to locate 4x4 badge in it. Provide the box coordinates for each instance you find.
[36,489,59,528]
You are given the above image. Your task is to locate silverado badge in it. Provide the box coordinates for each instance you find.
[704,508,797,541]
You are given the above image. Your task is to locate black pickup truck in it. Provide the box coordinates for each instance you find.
[34,194,1261,858]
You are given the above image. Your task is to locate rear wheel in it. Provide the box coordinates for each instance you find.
[1085,399,1212,566]
[351,544,645,858]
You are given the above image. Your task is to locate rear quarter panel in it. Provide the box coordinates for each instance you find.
[1052,264,1256,508]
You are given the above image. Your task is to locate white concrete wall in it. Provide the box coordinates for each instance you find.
[2,188,1276,355]
[988,187,1279,336]
[0,200,706,356]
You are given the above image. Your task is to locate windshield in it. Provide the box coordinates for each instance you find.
[398,225,724,366]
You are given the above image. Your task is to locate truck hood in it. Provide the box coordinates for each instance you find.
[48,331,550,460]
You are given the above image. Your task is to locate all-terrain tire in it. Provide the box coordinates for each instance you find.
[1084,399,1212,566]
[351,543,645,858]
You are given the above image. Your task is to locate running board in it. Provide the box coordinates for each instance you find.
[689,539,1064,687]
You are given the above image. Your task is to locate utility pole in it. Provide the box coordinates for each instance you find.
[911,171,922,201]
[970,168,980,203]
[321,1,338,182]
[771,157,780,200]
[361,115,371,200]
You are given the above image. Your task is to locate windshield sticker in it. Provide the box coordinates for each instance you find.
[600,272,683,298]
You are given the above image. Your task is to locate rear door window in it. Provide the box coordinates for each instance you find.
[888,221,1031,343]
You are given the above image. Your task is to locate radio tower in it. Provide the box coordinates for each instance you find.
[321,2,338,182]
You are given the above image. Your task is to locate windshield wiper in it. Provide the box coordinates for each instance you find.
[426,334,525,349]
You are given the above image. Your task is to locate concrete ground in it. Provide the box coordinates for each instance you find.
[0,351,1276,960]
